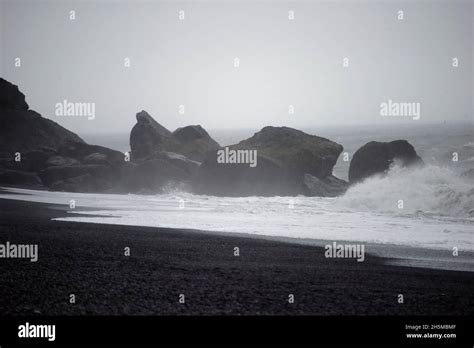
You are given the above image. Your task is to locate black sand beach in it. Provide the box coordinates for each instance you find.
[0,198,473,316]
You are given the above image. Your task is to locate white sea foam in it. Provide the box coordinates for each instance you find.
[337,164,474,218]
[1,164,473,252]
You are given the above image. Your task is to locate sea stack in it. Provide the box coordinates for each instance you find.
[348,140,423,184]
[192,126,348,197]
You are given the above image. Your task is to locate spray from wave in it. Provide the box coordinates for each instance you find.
[337,164,474,218]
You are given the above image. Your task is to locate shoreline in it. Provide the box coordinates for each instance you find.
[0,198,473,315]
[1,186,473,273]
[50,221,474,273]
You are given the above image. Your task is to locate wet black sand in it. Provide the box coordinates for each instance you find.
[0,198,473,315]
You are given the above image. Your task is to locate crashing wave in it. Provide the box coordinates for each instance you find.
[337,164,474,218]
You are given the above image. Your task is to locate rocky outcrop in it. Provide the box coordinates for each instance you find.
[0,108,85,159]
[128,116,348,196]
[348,140,423,184]
[129,111,220,162]
[118,151,200,193]
[0,149,56,173]
[193,126,346,196]
[57,142,124,164]
[172,125,220,162]
[42,143,126,192]
[234,126,342,178]
[193,153,295,196]
[126,112,220,192]
[0,80,85,159]
[129,111,180,160]
[159,151,201,176]
[0,77,366,197]
[82,153,111,166]
[0,77,29,110]
[45,156,81,167]
[0,78,127,192]
[0,169,42,187]
[303,174,348,197]
[0,78,207,194]
[121,159,189,193]
[0,78,87,182]
[38,164,117,187]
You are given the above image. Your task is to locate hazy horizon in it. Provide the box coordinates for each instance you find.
[1,0,473,136]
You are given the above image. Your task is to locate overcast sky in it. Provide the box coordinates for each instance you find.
[1,0,472,135]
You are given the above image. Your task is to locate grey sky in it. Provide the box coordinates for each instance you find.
[1,0,472,136]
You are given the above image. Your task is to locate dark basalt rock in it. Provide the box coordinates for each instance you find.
[0,78,29,110]
[129,111,220,162]
[303,174,349,197]
[172,125,220,162]
[45,155,81,167]
[39,143,126,191]
[58,142,124,164]
[0,78,99,190]
[0,108,85,158]
[0,78,85,159]
[39,164,117,187]
[234,126,343,178]
[119,158,192,193]
[158,151,201,176]
[0,77,353,196]
[129,110,180,160]
[0,149,57,173]
[193,153,295,196]
[0,77,131,192]
[116,151,200,193]
[0,169,43,187]
[193,126,346,196]
[82,153,111,166]
[348,140,423,184]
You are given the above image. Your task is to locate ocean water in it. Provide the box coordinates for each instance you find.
[1,163,473,252]
[1,122,472,252]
